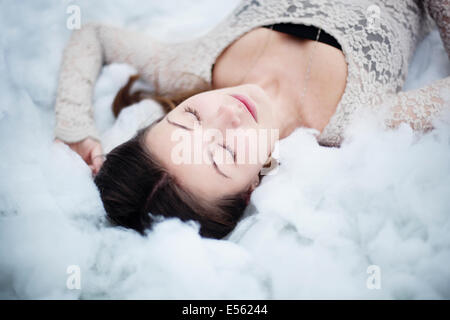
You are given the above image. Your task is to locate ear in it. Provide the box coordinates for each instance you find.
[249,175,260,192]
[245,175,260,205]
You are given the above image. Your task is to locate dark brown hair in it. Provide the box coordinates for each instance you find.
[95,75,254,239]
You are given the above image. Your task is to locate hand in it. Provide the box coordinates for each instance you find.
[55,137,104,175]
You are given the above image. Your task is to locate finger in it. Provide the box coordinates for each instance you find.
[92,156,104,173]
[89,162,101,172]
[91,146,104,172]
[88,164,98,176]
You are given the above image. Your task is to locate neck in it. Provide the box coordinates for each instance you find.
[212,27,339,140]
[243,68,311,140]
[237,31,323,140]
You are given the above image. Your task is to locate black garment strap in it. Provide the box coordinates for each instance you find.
[263,23,342,51]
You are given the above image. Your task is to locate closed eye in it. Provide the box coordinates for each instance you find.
[220,144,236,163]
[184,105,201,124]
[184,106,236,164]
[164,116,235,178]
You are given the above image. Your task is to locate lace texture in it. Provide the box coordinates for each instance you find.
[54,0,448,146]
[381,76,450,131]
[424,0,450,60]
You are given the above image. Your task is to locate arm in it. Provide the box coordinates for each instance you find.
[424,0,450,60]
[54,23,206,143]
[372,0,450,135]
[379,77,450,132]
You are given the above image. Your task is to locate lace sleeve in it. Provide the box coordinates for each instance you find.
[424,0,450,60]
[380,77,450,132]
[54,23,206,143]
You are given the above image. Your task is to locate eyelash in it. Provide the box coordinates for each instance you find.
[184,105,236,162]
[220,143,236,163]
[184,106,201,123]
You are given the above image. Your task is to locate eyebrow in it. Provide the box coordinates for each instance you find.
[165,116,231,179]
[166,116,193,131]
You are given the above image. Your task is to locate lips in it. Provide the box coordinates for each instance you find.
[230,94,258,123]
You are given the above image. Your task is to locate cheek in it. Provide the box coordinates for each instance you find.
[233,130,272,165]
[188,94,220,115]
[235,163,262,190]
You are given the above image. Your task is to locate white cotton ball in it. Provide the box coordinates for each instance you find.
[2,0,450,300]
[101,99,165,153]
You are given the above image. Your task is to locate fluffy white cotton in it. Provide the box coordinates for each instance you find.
[0,0,449,299]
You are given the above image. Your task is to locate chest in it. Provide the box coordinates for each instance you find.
[211,27,348,133]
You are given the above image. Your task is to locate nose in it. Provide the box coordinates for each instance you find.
[216,103,242,129]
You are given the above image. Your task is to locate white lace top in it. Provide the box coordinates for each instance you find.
[54,0,450,147]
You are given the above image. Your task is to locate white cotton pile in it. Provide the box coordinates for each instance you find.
[0,0,449,299]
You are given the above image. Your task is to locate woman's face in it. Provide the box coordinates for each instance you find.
[145,84,279,200]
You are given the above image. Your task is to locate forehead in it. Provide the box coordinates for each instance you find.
[144,117,247,199]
